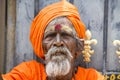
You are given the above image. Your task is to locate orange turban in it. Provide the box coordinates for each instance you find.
[30,0,86,58]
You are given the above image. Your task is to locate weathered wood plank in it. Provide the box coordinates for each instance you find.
[0,0,6,73]
[15,0,35,66]
[35,0,59,15]
[107,0,120,71]
[36,0,72,15]
[5,0,16,73]
[74,0,104,71]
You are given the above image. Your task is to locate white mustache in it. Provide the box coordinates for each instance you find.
[45,46,73,61]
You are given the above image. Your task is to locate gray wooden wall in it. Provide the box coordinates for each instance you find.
[0,0,120,75]
[75,0,104,71]
[5,0,16,73]
[0,0,6,73]
[107,0,120,72]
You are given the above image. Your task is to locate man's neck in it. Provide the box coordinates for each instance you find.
[47,72,74,80]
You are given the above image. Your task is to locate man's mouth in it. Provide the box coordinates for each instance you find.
[45,47,73,62]
[51,52,65,56]
[50,52,66,60]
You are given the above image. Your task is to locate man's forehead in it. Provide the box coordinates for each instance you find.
[45,24,73,33]
[45,17,76,33]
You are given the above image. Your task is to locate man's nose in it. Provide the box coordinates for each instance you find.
[53,34,63,47]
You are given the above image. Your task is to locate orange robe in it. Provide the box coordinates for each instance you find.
[2,60,104,80]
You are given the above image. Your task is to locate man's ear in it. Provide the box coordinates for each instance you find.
[75,38,84,59]
[75,49,82,59]
[42,42,47,54]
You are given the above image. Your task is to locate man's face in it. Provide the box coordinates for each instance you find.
[42,17,77,78]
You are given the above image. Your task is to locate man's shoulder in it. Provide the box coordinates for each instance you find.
[76,67,104,80]
[77,67,97,74]
[2,60,45,80]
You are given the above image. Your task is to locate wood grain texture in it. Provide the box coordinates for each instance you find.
[107,0,120,71]
[74,0,104,71]
[0,0,6,73]
[5,0,16,73]
[15,0,34,66]
[35,0,59,15]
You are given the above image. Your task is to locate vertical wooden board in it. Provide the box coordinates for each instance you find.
[35,0,59,15]
[5,0,16,73]
[36,0,71,14]
[107,0,120,71]
[0,0,6,73]
[74,0,104,71]
[15,0,34,65]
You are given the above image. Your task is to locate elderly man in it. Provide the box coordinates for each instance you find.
[1,0,104,80]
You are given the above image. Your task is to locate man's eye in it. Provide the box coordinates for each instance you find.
[62,33,69,36]
[47,33,56,37]
[61,33,73,38]
[45,34,56,40]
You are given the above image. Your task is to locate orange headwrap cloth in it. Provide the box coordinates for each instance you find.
[30,0,86,58]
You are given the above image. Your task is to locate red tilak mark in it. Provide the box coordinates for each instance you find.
[55,24,62,31]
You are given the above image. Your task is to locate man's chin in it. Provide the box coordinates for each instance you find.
[47,75,69,80]
[45,58,71,77]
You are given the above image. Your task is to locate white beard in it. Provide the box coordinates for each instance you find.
[45,46,73,77]
[46,57,71,77]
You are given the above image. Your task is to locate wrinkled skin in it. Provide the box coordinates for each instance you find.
[42,17,83,80]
